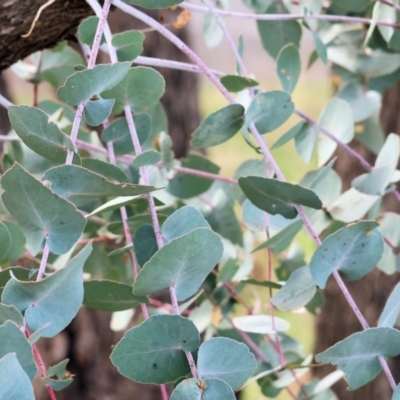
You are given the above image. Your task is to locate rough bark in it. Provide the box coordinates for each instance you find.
[314,82,400,400]
[1,3,199,400]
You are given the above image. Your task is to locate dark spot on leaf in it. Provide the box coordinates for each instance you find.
[343,242,347,246]
[352,261,357,264]
[152,363,157,369]
[362,243,365,247]
[60,221,65,225]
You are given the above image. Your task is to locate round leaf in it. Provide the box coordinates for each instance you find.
[171,378,236,400]
[111,314,200,384]
[276,44,301,94]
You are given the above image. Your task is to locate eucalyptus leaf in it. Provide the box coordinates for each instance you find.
[0,222,11,264]
[272,266,316,312]
[57,62,131,106]
[309,221,383,289]
[83,280,147,312]
[83,97,114,126]
[378,283,400,328]
[276,44,301,94]
[123,0,183,9]
[1,163,86,255]
[239,176,322,219]
[0,303,24,326]
[134,225,158,267]
[112,30,145,62]
[316,327,400,390]
[102,67,165,114]
[191,104,245,148]
[8,106,76,164]
[394,384,400,400]
[0,353,35,400]
[2,243,92,337]
[220,75,259,93]
[0,222,26,263]
[197,337,257,390]
[81,158,128,182]
[0,321,37,380]
[132,151,161,168]
[133,228,223,301]
[245,91,294,134]
[43,165,156,207]
[111,314,200,383]
[78,16,105,46]
[171,378,236,400]
[42,359,73,391]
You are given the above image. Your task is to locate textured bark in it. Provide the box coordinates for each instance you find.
[1,3,199,400]
[314,82,400,400]
[0,0,93,72]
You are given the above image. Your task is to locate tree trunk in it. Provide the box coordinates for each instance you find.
[314,82,400,400]
[1,3,199,400]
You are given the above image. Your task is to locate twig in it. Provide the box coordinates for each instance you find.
[21,0,56,38]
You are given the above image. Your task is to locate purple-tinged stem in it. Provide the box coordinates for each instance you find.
[174,165,238,184]
[36,244,50,286]
[180,2,400,28]
[0,93,12,109]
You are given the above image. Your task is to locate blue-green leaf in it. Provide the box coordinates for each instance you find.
[83,280,147,312]
[123,0,183,9]
[0,353,35,399]
[133,228,223,301]
[42,359,73,391]
[43,165,156,207]
[316,327,400,390]
[1,163,86,255]
[8,106,77,164]
[134,225,158,267]
[102,67,165,114]
[245,91,294,134]
[197,337,256,390]
[2,243,92,337]
[101,114,150,155]
[161,206,210,243]
[253,220,303,253]
[83,97,114,126]
[57,62,131,106]
[271,266,316,311]
[191,105,244,148]
[171,378,236,400]
[78,16,105,46]
[220,75,259,93]
[111,314,199,383]
[239,176,322,219]
[0,321,37,380]
[276,44,301,94]
[309,221,383,288]
[393,384,400,400]
[81,158,128,182]
[112,30,145,62]
[378,283,400,328]
[132,150,161,168]
[0,303,24,326]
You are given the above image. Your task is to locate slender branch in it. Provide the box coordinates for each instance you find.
[0,93,13,109]
[179,2,400,28]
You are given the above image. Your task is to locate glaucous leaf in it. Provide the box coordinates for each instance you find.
[8,106,76,164]
[309,221,383,288]
[102,67,165,114]
[203,13,224,49]
[316,327,400,390]
[57,62,131,106]
[0,222,26,263]
[133,228,223,301]
[101,114,150,155]
[78,16,105,46]
[378,283,400,328]
[0,353,34,400]
[0,222,11,264]
[332,0,369,11]
[239,176,322,219]
[253,220,303,253]
[167,155,220,199]
[161,206,210,243]
[132,150,161,168]
[134,225,158,267]
[42,359,73,391]
[83,98,115,126]
[394,384,400,400]
[43,165,156,207]
[317,98,354,166]
[81,158,128,182]
[111,314,199,383]
[232,315,290,335]
[0,303,24,326]
[245,91,294,134]
[220,75,259,93]
[197,337,256,390]
[0,321,37,380]
[1,163,86,255]
[171,378,236,400]
[2,244,92,337]
[191,104,245,148]
[112,30,145,62]
[257,3,302,59]
[272,266,316,311]
[83,280,147,312]
[276,44,301,94]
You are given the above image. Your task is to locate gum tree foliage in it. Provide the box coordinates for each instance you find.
[1,0,400,399]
